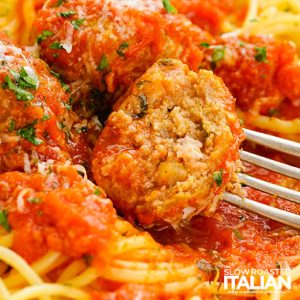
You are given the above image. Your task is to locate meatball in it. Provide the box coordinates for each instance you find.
[0,164,117,267]
[32,0,212,106]
[200,35,300,112]
[0,40,89,173]
[92,59,244,226]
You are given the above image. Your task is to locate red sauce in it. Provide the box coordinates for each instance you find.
[201,35,300,112]
[0,167,117,267]
[151,162,300,276]
[173,0,248,35]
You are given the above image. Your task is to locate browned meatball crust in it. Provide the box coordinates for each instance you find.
[92,59,244,226]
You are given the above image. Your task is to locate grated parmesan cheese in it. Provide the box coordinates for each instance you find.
[17,188,34,213]
[61,23,74,54]
[23,153,31,173]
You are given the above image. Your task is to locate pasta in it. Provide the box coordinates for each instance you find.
[236,0,300,138]
[0,226,299,300]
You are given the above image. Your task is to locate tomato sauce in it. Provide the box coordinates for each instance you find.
[173,0,248,35]
[0,167,117,267]
[151,160,300,279]
[201,35,300,112]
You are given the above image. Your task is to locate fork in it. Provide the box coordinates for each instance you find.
[224,129,300,230]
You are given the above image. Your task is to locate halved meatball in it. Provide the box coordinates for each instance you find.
[92,59,244,226]
[0,40,89,173]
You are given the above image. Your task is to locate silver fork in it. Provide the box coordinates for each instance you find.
[224,129,300,230]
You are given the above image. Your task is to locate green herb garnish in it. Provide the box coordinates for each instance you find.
[0,210,11,232]
[37,30,54,44]
[211,47,225,69]
[71,19,84,30]
[134,95,148,118]
[200,42,210,48]
[27,197,41,204]
[213,170,223,187]
[17,123,43,145]
[42,114,50,121]
[117,42,129,57]
[255,46,267,63]
[59,10,76,18]
[8,119,15,132]
[94,188,101,196]
[50,42,63,50]
[233,229,243,240]
[268,108,279,117]
[162,0,177,14]
[2,76,34,101]
[97,54,109,71]
[18,67,39,90]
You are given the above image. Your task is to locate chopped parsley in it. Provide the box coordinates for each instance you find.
[268,108,279,117]
[131,95,148,118]
[2,67,39,101]
[2,76,34,101]
[17,123,43,146]
[213,170,223,187]
[233,229,243,240]
[37,30,54,44]
[200,42,210,48]
[139,95,148,111]
[116,42,129,57]
[49,69,60,79]
[94,188,101,196]
[59,10,76,18]
[64,102,72,110]
[162,0,177,14]
[254,46,267,63]
[8,119,15,132]
[211,47,225,69]
[42,114,50,121]
[71,19,84,30]
[50,42,63,50]
[27,197,41,204]
[17,67,39,90]
[0,210,11,232]
[56,0,65,6]
[97,54,109,71]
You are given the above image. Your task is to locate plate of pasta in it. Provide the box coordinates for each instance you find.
[0,0,299,299]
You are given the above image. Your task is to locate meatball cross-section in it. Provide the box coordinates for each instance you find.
[92,59,244,226]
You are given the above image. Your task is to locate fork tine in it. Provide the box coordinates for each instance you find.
[223,192,300,230]
[240,150,300,180]
[244,128,300,157]
[238,173,300,204]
